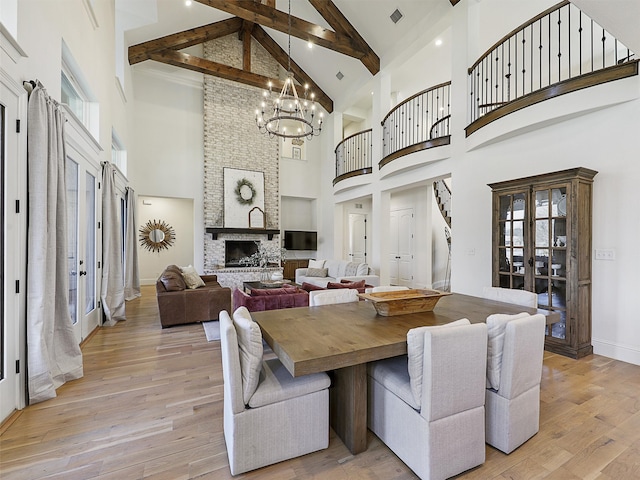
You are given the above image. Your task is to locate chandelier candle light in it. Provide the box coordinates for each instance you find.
[255,0,323,140]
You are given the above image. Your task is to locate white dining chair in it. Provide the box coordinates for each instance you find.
[309,288,359,306]
[482,286,537,309]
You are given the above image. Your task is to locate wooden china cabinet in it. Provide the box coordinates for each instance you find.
[488,168,597,358]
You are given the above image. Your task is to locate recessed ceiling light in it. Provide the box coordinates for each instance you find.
[185,0,192,5]
[390,9,403,24]
[308,41,313,49]
[435,39,443,46]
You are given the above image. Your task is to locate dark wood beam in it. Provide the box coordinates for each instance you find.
[148,50,283,89]
[128,17,243,65]
[450,0,461,5]
[193,0,379,74]
[252,26,333,113]
[307,0,379,76]
[241,20,252,71]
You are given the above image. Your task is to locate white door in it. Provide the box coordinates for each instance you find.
[66,156,100,343]
[348,213,367,264]
[390,208,414,286]
[1,75,26,422]
[397,209,414,286]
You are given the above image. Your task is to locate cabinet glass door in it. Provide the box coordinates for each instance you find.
[534,186,568,340]
[497,192,527,290]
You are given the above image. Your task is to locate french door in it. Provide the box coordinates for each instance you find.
[65,153,100,343]
[1,72,27,422]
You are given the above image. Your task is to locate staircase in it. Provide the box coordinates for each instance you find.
[433,179,451,228]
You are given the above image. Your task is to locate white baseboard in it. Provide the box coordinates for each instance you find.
[592,339,640,367]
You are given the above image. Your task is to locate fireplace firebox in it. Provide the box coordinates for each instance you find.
[225,240,259,267]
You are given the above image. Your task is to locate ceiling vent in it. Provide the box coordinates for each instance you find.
[390,8,403,24]
[336,71,344,80]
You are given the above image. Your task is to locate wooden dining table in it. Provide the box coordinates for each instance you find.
[251,293,559,455]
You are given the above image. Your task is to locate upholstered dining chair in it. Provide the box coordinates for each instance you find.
[365,285,411,294]
[309,288,359,306]
[219,307,331,475]
[368,320,488,480]
[482,286,538,309]
[485,313,546,453]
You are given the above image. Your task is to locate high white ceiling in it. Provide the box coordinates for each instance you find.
[122,0,452,114]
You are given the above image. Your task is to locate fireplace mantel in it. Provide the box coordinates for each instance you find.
[206,227,280,240]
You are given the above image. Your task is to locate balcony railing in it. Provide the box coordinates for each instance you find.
[467,0,637,136]
[380,81,451,168]
[333,129,372,186]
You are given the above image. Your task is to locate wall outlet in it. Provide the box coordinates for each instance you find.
[594,249,615,260]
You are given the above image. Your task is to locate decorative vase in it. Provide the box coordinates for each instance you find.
[260,269,271,282]
[271,270,284,281]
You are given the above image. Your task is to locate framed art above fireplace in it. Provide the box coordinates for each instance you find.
[224,168,264,229]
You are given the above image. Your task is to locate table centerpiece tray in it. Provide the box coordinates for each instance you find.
[357,289,451,316]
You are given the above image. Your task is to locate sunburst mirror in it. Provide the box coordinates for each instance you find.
[139,219,176,253]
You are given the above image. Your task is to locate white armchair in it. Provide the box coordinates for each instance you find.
[219,307,331,475]
[485,313,546,453]
[368,320,488,480]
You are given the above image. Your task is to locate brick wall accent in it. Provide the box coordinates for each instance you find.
[203,35,282,273]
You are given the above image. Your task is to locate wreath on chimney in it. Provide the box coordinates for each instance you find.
[235,178,256,205]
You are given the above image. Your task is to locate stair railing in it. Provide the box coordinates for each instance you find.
[433,179,452,228]
[467,0,637,135]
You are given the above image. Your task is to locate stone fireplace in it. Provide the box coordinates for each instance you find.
[225,240,259,267]
[201,34,282,291]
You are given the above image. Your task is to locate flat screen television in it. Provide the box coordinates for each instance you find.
[284,230,317,250]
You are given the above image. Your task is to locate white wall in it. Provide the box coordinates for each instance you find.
[129,65,205,270]
[137,195,195,284]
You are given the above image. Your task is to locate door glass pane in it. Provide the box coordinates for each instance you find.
[1,104,5,380]
[552,187,567,217]
[535,248,549,276]
[512,221,524,246]
[535,220,549,247]
[536,277,550,307]
[66,158,79,325]
[552,280,566,309]
[499,195,511,220]
[551,250,566,277]
[535,190,549,218]
[85,171,96,314]
[551,311,567,339]
[512,195,525,220]
[499,248,511,272]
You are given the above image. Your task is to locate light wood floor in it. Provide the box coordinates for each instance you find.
[1,286,639,479]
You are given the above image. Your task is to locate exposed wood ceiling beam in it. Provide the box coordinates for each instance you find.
[251,25,333,113]
[450,0,461,5]
[307,0,379,76]
[193,0,380,74]
[149,50,281,89]
[149,49,333,113]
[128,17,243,65]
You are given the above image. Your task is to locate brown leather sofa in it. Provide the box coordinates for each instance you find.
[156,265,231,328]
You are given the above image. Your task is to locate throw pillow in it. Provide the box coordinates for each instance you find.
[232,307,264,404]
[306,267,328,278]
[160,268,186,291]
[251,287,289,296]
[486,312,530,390]
[180,265,206,289]
[301,282,325,292]
[356,263,370,276]
[328,280,366,292]
[338,279,367,292]
[407,318,471,405]
[308,259,325,269]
